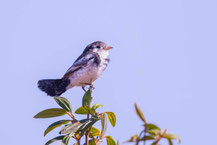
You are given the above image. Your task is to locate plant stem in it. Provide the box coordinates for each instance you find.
[67,112,76,120]
[152,129,167,145]
[85,87,93,145]
[95,140,102,145]
[143,128,147,145]
[85,113,90,145]
[77,138,81,145]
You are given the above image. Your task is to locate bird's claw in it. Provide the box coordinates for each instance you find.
[82,86,87,92]
[81,83,95,92]
[89,84,95,90]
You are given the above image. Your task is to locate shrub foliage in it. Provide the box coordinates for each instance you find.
[34,89,116,145]
[34,89,180,145]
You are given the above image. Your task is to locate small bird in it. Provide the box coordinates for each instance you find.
[38,41,112,96]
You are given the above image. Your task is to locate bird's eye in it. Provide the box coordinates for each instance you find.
[96,46,101,49]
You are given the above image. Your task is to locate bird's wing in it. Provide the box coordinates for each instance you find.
[63,53,96,78]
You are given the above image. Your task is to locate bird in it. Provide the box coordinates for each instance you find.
[38,41,112,97]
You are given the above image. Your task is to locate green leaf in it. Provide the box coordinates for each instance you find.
[125,134,138,143]
[151,142,158,145]
[91,127,100,136]
[75,106,88,114]
[79,119,89,123]
[106,136,116,145]
[105,112,116,127]
[82,89,92,108]
[77,121,89,135]
[78,120,98,136]
[92,103,103,110]
[100,113,107,138]
[89,140,96,145]
[90,103,103,114]
[62,135,71,145]
[89,133,94,139]
[54,97,72,113]
[45,136,65,145]
[135,103,147,123]
[168,139,173,145]
[60,122,83,135]
[141,136,155,141]
[164,134,181,143]
[145,124,160,131]
[91,113,100,121]
[34,108,67,118]
[147,129,161,135]
[44,120,71,136]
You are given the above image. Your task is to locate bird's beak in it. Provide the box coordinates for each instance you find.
[104,46,113,50]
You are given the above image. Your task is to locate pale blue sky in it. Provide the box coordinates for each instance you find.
[0,0,217,145]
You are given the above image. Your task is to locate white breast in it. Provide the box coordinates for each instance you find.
[67,50,109,88]
[97,50,109,75]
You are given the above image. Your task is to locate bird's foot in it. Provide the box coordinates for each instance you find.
[81,83,95,92]
[82,86,87,92]
[89,84,95,90]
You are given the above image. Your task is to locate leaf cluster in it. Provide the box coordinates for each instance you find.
[34,89,117,145]
[125,104,181,145]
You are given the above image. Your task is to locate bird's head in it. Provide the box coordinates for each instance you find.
[83,41,113,55]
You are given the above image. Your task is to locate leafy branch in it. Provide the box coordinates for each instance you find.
[125,104,181,145]
[34,89,181,145]
[34,88,116,145]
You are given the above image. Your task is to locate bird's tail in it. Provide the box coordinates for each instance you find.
[38,78,70,96]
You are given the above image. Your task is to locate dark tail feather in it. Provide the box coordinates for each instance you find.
[38,79,70,96]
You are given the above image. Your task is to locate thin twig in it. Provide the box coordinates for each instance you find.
[85,87,92,145]
[77,138,81,145]
[67,112,77,121]
[143,128,147,145]
[153,129,167,145]
[85,113,90,145]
